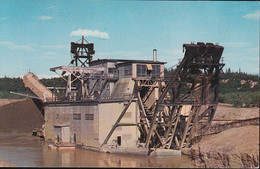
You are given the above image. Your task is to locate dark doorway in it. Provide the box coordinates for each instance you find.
[117,136,121,146]
[74,134,77,144]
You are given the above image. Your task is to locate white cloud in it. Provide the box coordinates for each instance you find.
[242,10,260,20]
[0,41,35,51]
[221,42,250,48]
[46,6,56,10]
[70,29,109,40]
[35,16,54,21]
[0,17,8,20]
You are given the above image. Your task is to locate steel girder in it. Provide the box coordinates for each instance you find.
[136,42,224,150]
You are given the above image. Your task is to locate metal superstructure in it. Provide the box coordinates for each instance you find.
[39,37,225,155]
[141,42,224,149]
[102,42,225,151]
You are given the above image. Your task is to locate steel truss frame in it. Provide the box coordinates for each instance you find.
[50,66,111,101]
[101,42,224,152]
[135,42,225,150]
[98,42,224,154]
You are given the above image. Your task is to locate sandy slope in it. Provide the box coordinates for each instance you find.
[191,103,259,168]
[0,98,44,133]
[215,103,259,120]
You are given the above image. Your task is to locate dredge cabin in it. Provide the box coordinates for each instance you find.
[43,38,167,153]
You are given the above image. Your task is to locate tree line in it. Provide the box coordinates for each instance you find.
[164,68,259,107]
[0,68,259,107]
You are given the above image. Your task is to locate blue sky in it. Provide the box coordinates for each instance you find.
[0,0,259,78]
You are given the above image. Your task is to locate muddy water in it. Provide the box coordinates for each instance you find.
[0,134,195,167]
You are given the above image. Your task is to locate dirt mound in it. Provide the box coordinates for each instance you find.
[191,126,259,168]
[190,104,259,168]
[0,99,44,133]
[215,103,259,120]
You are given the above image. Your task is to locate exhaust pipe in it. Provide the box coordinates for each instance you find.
[153,49,157,62]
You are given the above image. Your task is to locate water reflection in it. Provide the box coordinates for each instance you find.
[0,134,194,167]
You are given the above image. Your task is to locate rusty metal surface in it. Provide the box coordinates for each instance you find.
[70,36,95,67]
[134,42,225,150]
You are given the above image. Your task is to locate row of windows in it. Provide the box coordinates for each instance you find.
[137,65,161,78]
[73,113,94,120]
[55,113,94,120]
[123,64,161,78]
[55,113,70,119]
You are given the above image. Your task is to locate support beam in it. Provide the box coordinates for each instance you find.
[179,106,196,149]
[101,98,133,146]
[164,106,178,141]
[154,130,164,146]
[166,106,182,149]
[145,50,192,148]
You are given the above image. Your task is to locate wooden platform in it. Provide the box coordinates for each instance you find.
[54,142,75,150]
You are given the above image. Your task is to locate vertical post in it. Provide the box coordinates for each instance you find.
[81,78,84,98]
[66,74,72,99]
[179,106,196,150]
[81,36,84,56]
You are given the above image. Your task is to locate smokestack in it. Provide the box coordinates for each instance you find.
[153,49,157,62]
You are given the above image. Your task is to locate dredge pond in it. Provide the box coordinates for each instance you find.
[0,133,194,167]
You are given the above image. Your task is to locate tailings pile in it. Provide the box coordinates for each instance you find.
[190,104,259,168]
[0,98,44,133]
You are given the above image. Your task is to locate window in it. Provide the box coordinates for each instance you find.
[137,64,161,78]
[151,65,161,78]
[108,68,116,74]
[124,65,132,76]
[73,113,81,120]
[137,65,147,77]
[85,114,94,120]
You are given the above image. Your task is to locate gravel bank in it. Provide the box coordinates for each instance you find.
[191,126,259,168]
[0,98,43,133]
